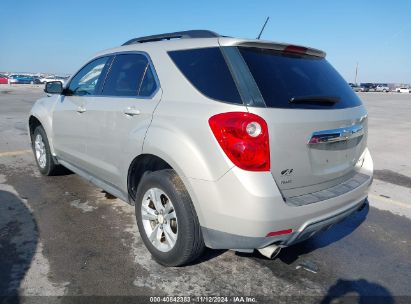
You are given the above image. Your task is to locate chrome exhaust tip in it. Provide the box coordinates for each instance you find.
[257,244,282,259]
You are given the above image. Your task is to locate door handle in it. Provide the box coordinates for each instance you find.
[123,107,141,116]
[76,106,86,113]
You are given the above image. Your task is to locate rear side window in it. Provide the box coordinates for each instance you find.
[139,65,157,96]
[102,53,157,97]
[168,48,242,104]
[238,47,362,109]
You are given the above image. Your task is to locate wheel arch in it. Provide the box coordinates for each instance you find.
[126,153,207,227]
[28,98,56,155]
[28,114,55,153]
[28,115,42,141]
[127,154,172,202]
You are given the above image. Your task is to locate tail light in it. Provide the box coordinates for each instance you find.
[208,112,270,171]
[284,45,308,55]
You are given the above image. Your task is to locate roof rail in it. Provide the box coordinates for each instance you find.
[122,30,220,45]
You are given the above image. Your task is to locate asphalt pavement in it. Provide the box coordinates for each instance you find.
[0,85,410,303]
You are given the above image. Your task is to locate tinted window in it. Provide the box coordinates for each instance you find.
[238,47,362,109]
[139,65,157,96]
[102,54,152,97]
[168,48,241,104]
[68,57,109,96]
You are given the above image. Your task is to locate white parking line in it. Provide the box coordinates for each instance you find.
[368,192,411,220]
[368,193,410,209]
[0,149,32,157]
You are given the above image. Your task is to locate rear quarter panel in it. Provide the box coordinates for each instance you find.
[140,48,249,225]
[141,48,246,182]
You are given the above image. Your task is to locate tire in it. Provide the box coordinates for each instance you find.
[32,125,60,175]
[135,169,205,266]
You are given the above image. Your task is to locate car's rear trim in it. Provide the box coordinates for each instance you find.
[285,198,368,246]
[285,172,371,207]
[201,197,368,250]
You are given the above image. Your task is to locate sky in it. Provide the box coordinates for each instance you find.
[0,0,410,83]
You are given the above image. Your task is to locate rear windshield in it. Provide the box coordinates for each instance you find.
[238,47,362,109]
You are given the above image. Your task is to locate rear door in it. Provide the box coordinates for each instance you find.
[237,46,367,198]
[83,53,161,188]
[52,56,111,167]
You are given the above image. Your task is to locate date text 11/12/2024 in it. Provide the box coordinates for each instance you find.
[149,296,257,303]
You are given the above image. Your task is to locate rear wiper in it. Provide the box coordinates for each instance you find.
[289,96,340,105]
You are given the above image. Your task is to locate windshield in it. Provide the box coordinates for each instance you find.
[238,47,362,109]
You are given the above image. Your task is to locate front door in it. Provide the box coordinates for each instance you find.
[52,56,111,168]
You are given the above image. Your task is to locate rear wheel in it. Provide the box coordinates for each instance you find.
[135,169,205,266]
[32,125,59,175]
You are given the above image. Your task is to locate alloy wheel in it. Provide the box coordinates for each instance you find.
[34,134,47,168]
[141,188,178,252]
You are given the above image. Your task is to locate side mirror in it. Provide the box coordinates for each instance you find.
[44,81,63,94]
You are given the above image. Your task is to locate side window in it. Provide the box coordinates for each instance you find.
[102,54,156,97]
[139,65,157,96]
[68,57,109,96]
[168,47,242,104]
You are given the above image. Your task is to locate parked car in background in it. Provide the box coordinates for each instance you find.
[396,87,411,93]
[8,75,35,84]
[40,76,67,85]
[360,83,376,92]
[375,84,390,92]
[8,76,18,84]
[39,76,52,83]
[349,83,363,92]
[32,76,43,84]
[57,76,70,82]
[357,85,368,92]
[0,74,8,84]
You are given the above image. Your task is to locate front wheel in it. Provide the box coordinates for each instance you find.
[135,169,205,266]
[32,125,60,175]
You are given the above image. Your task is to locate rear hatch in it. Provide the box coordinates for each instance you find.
[235,45,367,198]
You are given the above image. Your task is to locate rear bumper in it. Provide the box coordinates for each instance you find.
[185,148,373,250]
[202,197,368,251]
[284,196,367,246]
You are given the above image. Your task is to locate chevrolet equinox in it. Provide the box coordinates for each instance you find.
[28,30,373,266]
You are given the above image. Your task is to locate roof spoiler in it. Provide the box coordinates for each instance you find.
[220,39,326,58]
[121,30,326,58]
[122,30,220,45]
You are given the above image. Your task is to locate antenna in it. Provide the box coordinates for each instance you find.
[257,16,270,40]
